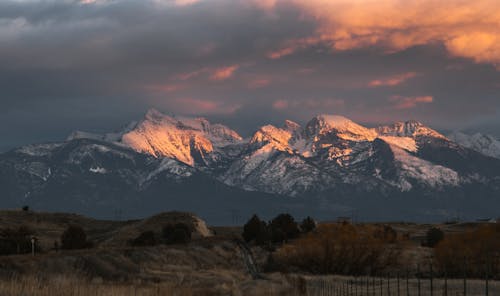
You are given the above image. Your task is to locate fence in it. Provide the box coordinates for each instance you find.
[293,255,500,296]
[303,274,500,296]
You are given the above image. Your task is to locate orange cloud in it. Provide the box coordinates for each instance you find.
[176,68,207,81]
[267,47,296,59]
[209,65,239,81]
[171,98,241,115]
[273,98,345,110]
[248,78,271,89]
[174,0,201,6]
[267,37,319,59]
[369,72,418,87]
[174,64,240,82]
[146,83,184,93]
[390,95,434,109]
[273,99,289,110]
[262,0,500,68]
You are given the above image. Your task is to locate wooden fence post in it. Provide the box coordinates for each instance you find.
[485,258,489,296]
[417,264,421,296]
[463,257,467,296]
[406,269,410,296]
[430,261,433,296]
[444,267,448,296]
[387,276,391,296]
[397,273,400,296]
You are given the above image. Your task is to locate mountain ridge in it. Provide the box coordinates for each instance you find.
[1,109,499,223]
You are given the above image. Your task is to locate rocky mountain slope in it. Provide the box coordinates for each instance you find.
[1,109,499,223]
[448,131,500,160]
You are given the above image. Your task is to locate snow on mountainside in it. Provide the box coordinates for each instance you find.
[305,115,378,142]
[67,109,243,167]
[122,109,243,166]
[219,115,471,197]
[40,110,500,198]
[67,121,138,142]
[2,110,500,222]
[386,144,460,191]
[376,121,446,139]
[448,132,500,159]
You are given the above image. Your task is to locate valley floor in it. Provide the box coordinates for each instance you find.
[0,210,498,295]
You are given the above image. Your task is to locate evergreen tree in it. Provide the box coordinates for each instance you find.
[300,216,316,233]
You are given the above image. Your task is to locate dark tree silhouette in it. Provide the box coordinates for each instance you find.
[269,213,300,243]
[61,225,89,250]
[0,226,34,255]
[242,214,270,245]
[426,227,444,248]
[301,216,316,233]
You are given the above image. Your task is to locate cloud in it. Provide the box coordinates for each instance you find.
[248,78,271,89]
[175,0,201,6]
[175,65,239,81]
[1,0,500,148]
[264,0,500,68]
[266,37,318,59]
[210,65,240,81]
[176,69,208,81]
[169,98,241,115]
[390,95,434,110]
[267,47,296,59]
[273,98,345,110]
[369,72,418,87]
[272,99,289,110]
[146,83,185,93]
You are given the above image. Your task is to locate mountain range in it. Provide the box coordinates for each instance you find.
[1,109,499,224]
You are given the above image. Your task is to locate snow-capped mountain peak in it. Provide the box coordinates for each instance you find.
[282,120,301,133]
[376,120,446,139]
[109,109,240,166]
[305,114,378,142]
[250,125,293,152]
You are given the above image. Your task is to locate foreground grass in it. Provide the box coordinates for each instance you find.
[0,274,304,296]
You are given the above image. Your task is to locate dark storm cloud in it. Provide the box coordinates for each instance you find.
[1,0,500,151]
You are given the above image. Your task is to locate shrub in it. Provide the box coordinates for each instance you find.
[301,216,316,233]
[162,223,192,244]
[243,215,269,244]
[0,226,35,255]
[426,227,444,248]
[22,206,30,212]
[374,225,398,244]
[130,231,157,246]
[271,223,401,275]
[434,225,500,277]
[61,225,90,250]
[269,213,300,243]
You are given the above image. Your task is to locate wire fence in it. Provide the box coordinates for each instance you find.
[303,274,500,296]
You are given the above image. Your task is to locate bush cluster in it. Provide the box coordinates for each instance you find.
[0,226,36,255]
[425,227,444,248]
[434,224,500,277]
[61,225,93,250]
[242,214,316,245]
[129,223,193,246]
[268,223,402,275]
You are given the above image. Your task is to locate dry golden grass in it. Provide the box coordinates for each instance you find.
[0,274,305,296]
[271,223,404,275]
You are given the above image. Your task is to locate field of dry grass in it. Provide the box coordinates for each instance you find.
[0,273,306,296]
[0,210,498,295]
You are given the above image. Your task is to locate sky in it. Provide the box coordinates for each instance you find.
[1,0,500,151]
